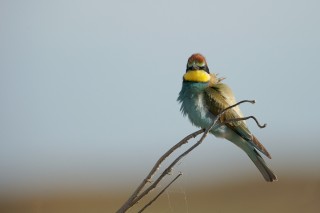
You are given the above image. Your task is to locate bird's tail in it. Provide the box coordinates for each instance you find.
[214,129,277,182]
[241,143,277,182]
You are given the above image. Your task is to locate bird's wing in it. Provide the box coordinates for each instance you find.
[204,83,252,139]
[204,83,271,158]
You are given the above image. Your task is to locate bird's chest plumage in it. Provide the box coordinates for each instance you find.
[178,82,215,128]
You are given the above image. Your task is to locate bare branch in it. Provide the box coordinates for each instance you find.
[222,116,267,128]
[138,172,183,213]
[116,99,264,213]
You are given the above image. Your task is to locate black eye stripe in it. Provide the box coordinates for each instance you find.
[185,65,210,73]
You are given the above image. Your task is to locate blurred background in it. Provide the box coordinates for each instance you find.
[1,0,319,212]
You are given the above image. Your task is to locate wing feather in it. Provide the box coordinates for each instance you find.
[204,83,252,140]
[204,83,271,158]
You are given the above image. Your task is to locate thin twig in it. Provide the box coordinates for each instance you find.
[222,116,267,128]
[138,172,183,213]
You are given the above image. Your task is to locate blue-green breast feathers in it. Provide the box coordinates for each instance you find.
[178,82,216,129]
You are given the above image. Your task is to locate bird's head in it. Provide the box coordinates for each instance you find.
[183,53,211,83]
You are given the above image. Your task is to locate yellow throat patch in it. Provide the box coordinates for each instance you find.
[183,70,211,82]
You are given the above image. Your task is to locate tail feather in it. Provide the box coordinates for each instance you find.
[251,135,272,159]
[232,136,277,182]
[218,129,277,182]
[248,149,277,182]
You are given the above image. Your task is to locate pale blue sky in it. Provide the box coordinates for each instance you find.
[1,0,320,196]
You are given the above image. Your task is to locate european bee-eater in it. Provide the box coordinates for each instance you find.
[178,53,277,182]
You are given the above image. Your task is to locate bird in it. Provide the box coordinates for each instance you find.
[177,53,277,182]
